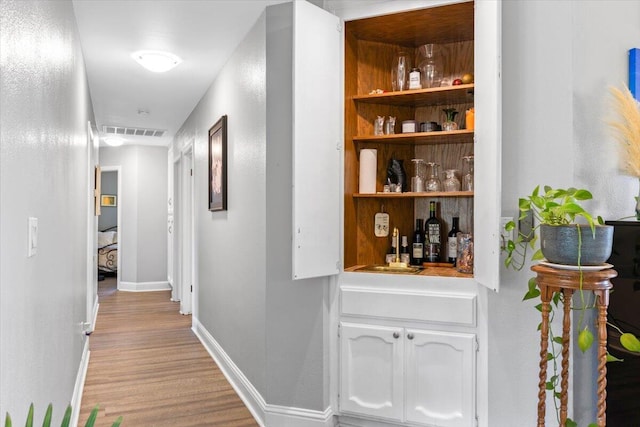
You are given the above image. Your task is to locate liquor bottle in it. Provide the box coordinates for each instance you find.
[411,219,424,265]
[385,234,398,264]
[400,235,410,265]
[425,201,442,262]
[447,216,460,264]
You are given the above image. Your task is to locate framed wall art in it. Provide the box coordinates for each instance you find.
[101,195,117,207]
[208,115,228,211]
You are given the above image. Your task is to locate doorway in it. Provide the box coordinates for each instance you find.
[98,166,122,291]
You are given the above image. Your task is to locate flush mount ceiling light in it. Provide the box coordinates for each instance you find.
[131,50,182,73]
[104,136,124,147]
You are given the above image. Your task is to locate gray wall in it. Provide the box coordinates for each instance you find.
[173,2,328,411]
[0,0,94,423]
[98,171,117,230]
[491,0,640,425]
[100,146,168,283]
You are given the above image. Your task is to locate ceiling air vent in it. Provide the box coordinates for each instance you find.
[103,125,166,138]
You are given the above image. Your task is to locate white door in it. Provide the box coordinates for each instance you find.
[339,322,404,421]
[180,148,193,314]
[405,330,477,427]
[85,122,99,326]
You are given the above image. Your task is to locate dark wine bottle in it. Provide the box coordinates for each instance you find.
[425,201,441,262]
[411,219,424,265]
[447,216,460,264]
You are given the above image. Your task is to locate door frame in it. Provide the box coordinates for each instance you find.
[174,142,195,315]
[86,122,99,327]
[100,166,122,290]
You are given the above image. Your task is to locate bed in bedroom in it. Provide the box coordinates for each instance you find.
[98,227,118,274]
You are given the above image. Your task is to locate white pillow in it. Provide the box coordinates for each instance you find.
[98,231,116,247]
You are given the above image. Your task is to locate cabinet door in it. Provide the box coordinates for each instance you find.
[292,0,341,280]
[340,322,404,421]
[405,330,476,427]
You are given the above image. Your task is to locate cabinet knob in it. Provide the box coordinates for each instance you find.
[393,332,400,339]
[407,333,414,340]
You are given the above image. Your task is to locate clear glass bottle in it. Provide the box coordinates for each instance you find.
[443,169,461,192]
[456,232,473,273]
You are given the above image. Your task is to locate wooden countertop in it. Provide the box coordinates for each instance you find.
[345,264,473,278]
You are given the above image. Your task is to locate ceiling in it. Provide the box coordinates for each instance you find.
[72,0,290,147]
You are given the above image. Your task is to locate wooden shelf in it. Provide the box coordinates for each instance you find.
[354,191,473,198]
[353,129,474,145]
[352,84,474,107]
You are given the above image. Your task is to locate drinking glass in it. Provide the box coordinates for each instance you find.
[410,159,426,192]
[391,51,410,91]
[443,169,461,192]
[462,156,474,191]
[425,162,441,192]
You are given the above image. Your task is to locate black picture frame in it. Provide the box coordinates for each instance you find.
[208,115,227,211]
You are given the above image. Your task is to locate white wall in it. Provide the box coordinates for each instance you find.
[173,2,329,412]
[492,1,640,425]
[0,0,94,423]
[100,146,168,284]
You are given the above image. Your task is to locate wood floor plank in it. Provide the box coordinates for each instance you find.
[80,279,258,427]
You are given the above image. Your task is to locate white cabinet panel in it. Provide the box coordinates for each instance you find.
[340,322,404,420]
[406,330,476,427]
[292,0,341,280]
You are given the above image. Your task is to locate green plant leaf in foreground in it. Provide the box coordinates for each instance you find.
[565,417,578,427]
[607,352,624,362]
[84,406,99,427]
[26,404,33,427]
[4,413,11,427]
[60,406,72,427]
[578,327,594,353]
[111,416,123,427]
[620,332,640,352]
[42,404,52,427]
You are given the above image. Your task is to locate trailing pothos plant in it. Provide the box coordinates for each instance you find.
[502,185,640,427]
[4,403,122,427]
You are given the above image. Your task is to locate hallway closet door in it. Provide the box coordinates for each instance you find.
[175,146,194,315]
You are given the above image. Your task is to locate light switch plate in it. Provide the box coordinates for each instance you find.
[28,217,38,257]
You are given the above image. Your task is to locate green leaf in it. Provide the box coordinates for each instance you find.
[578,327,594,352]
[111,417,123,427]
[523,289,540,301]
[26,404,33,427]
[537,322,542,331]
[607,352,624,362]
[553,336,563,345]
[565,418,578,427]
[546,352,554,361]
[552,292,562,306]
[505,221,515,231]
[620,333,640,352]
[5,412,11,427]
[534,303,542,312]
[573,189,593,200]
[42,404,52,427]
[60,406,72,427]
[84,406,99,427]
[531,249,544,260]
[588,423,599,427]
[561,203,586,214]
[545,380,554,390]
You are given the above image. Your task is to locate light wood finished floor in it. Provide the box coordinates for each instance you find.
[79,278,258,427]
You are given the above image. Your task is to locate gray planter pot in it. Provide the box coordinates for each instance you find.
[539,224,613,265]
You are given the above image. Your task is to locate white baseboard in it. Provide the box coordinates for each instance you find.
[119,281,171,292]
[193,317,335,427]
[70,339,91,427]
[91,300,99,331]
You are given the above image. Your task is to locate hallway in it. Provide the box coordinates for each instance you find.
[80,279,258,427]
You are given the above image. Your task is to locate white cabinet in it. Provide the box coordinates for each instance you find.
[340,322,476,427]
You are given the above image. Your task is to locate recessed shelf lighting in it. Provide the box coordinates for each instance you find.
[131,50,182,73]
